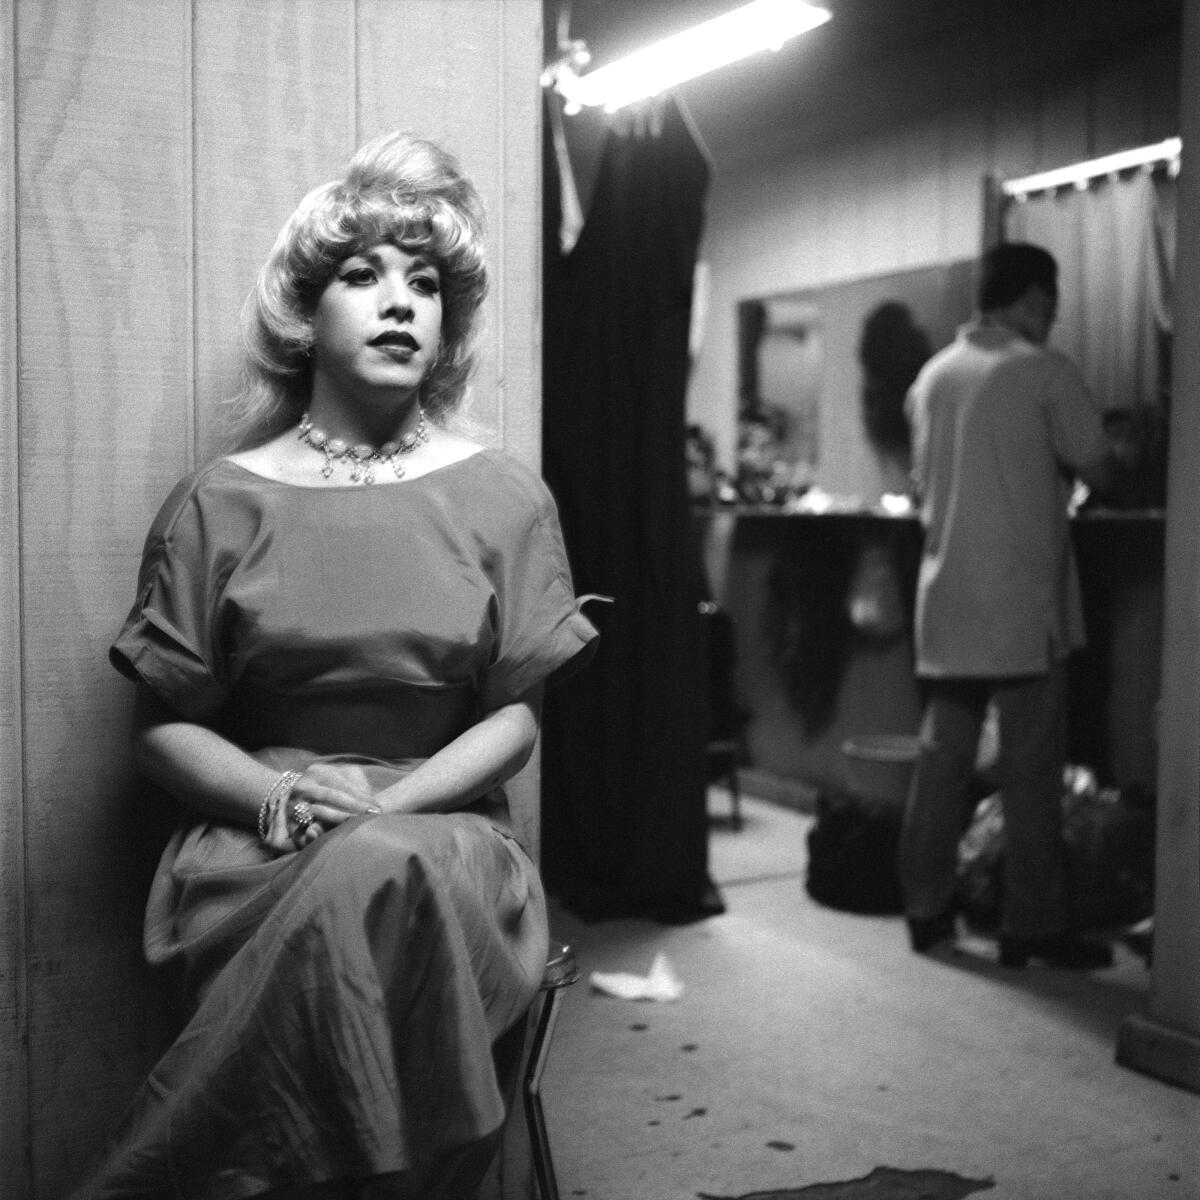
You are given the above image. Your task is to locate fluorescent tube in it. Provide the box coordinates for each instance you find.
[1002,138,1182,198]
[557,0,831,112]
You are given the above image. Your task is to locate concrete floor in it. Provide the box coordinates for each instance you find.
[540,793,1200,1200]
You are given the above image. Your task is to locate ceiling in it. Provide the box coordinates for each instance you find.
[546,0,1183,169]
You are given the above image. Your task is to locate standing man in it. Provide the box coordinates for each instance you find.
[901,242,1115,969]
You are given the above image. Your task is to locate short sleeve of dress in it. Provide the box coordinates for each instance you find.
[109,472,230,722]
[480,466,599,711]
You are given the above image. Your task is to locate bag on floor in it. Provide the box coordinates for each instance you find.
[955,770,1155,932]
[805,788,904,914]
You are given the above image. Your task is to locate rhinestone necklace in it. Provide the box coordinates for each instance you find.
[297,409,429,484]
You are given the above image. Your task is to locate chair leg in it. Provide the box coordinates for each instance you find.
[524,987,566,1200]
[708,739,747,832]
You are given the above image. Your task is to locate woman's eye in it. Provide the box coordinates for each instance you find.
[340,267,375,286]
[411,275,441,297]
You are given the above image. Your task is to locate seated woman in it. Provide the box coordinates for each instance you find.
[77,130,597,1199]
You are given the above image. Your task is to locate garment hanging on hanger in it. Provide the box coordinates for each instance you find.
[547,94,585,255]
[541,92,724,923]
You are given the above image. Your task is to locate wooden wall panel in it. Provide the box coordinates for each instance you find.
[15,0,192,1192]
[1092,45,1172,153]
[988,86,1043,179]
[494,0,544,463]
[0,0,30,1187]
[193,0,356,456]
[856,131,906,269]
[933,106,993,253]
[1037,78,1094,171]
[893,123,947,267]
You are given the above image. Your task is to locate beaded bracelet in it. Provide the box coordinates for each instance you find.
[257,770,303,847]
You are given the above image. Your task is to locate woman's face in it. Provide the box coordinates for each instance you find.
[311,242,443,405]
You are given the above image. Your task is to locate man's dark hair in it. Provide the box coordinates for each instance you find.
[979,241,1058,311]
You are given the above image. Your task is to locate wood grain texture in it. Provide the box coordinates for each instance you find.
[495,0,545,467]
[0,0,31,1189]
[193,0,356,456]
[15,1,191,1192]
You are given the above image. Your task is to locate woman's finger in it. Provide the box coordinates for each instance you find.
[291,776,379,816]
[287,792,382,836]
[260,774,382,854]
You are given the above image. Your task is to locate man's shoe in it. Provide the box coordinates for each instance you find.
[907,910,956,954]
[998,931,1114,970]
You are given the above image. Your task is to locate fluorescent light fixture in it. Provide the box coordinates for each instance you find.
[1002,137,1182,198]
[556,0,831,113]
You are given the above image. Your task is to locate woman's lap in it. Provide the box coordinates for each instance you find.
[81,813,547,1199]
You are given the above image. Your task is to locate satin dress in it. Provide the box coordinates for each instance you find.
[82,449,597,1199]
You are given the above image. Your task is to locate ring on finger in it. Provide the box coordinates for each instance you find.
[290,800,315,831]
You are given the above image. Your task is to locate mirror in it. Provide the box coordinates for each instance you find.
[737,258,978,502]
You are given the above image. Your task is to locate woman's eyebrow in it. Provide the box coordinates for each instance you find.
[403,252,438,273]
[355,247,438,273]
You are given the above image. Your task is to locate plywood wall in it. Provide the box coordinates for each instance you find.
[0,2,542,1195]
[1,0,27,1186]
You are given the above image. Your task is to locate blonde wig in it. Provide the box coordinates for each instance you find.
[227,131,489,445]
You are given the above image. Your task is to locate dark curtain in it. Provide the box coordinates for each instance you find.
[541,94,724,923]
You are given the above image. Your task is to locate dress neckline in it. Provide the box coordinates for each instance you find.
[218,446,489,491]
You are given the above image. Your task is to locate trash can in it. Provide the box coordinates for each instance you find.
[841,733,919,805]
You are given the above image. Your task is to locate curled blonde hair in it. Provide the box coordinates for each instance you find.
[227,131,488,445]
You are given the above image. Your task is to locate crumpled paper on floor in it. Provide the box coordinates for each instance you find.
[589,951,683,1002]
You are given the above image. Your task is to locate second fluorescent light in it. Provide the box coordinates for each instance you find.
[1002,137,1182,198]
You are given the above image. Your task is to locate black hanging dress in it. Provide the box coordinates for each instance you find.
[541,95,724,923]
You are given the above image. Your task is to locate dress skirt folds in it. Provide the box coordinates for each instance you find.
[86,763,547,1199]
[79,450,598,1199]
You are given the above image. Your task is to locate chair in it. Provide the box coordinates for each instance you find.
[523,942,581,1200]
[700,601,751,830]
